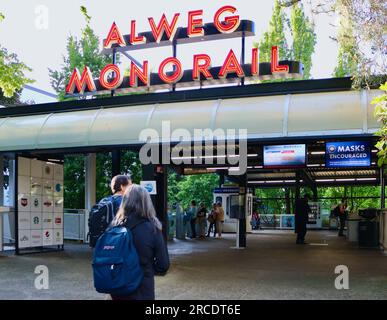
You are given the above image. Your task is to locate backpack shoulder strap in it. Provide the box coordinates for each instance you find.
[126,218,147,231]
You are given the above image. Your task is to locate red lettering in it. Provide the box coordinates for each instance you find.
[148,13,180,43]
[130,20,146,45]
[130,61,149,87]
[219,50,245,78]
[99,64,123,90]
[271,46,289,74]
[188,10,204,38]
[251,48,259,76]
[158,57,183,84]
[104,22,126,49]
[193,54,213,80]
[66,67,96,94]
[214,6,240,34]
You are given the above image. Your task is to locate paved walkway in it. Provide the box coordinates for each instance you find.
[0,230,386,299]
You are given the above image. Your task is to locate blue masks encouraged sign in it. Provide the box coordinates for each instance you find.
[326,141,371,167]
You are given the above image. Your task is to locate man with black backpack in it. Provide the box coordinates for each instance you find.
[88,174,132,247]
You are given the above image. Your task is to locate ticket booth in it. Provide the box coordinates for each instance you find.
[213,187,253,233]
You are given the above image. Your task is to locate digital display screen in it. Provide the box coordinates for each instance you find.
[263,144,306,168]
[325,141,371,167]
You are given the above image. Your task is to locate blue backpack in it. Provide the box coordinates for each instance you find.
[92,224,143,296]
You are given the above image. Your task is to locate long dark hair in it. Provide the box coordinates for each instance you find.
[112,184,162,230]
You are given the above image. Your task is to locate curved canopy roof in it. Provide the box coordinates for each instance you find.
[0,89,381,152]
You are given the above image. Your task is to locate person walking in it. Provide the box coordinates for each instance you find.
[207,203,217,237]
[196,203,207,239]
[295,194,311,244]
[338,198,348,237]
[188,200,198,239]
[215,202,225,238]
[110,184,170,300]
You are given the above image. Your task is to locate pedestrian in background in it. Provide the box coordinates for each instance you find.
[187,200,198,239]
[207,203,217,237]
[295,194,311,244]
[338,198,348,237]
[215,202,225,238]
[196,202,207,239]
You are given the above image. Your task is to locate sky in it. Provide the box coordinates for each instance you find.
[0,0,339,103]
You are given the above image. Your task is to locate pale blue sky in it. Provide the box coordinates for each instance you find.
[0,0,338,103]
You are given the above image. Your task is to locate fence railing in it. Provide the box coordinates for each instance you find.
[64,209,87,242]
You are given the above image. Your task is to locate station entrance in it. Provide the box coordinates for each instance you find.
[0,77,386,254]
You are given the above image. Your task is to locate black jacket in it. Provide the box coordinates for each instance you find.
[294,198,311,234]
[113,214,170,300]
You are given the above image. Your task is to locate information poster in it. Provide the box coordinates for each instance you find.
[325,141,371,167]
[17,157,64,249]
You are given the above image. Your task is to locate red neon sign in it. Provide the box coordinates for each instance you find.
[148,13,180,43]
[104,22,125,49]
[65,6,299,95]
[66,67,96,94]
[158,57,183,84]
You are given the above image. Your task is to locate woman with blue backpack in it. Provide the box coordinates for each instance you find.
[92,184,170,300]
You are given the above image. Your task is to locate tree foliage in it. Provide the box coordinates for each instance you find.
[373,82,387,167]
[64,151,142,209]
[168,172,219,210]
[48,7,111,100]
[288,3,316,79]
[258,0,289,62]
[256,0,316,80]
[0,12,33,102]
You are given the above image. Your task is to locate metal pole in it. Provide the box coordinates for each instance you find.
[172,39,177,92]
[13,156,19,255]
[85,154,96,243]
[0,156,3,206]
[381,167,385,209]
[112,150,121,177]
[241,21,246,86]
[111,48,117,97]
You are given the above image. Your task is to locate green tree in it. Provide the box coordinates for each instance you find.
[255,1,316,80]
[48,7,112,100]
[258,0,289,63]
[0,12,33,103]
[289,3,316,79]
[373,82,387,167]
[168,173,219,209]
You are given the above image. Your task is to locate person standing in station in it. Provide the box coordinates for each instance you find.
[294,194,311,244]
[338,198,348,237]
[109,174,133,213]
[196,202,207,239]
[187,200,198,239]
[207,203,218,237]
[215,202,225,238]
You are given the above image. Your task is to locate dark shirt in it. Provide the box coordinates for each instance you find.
[110,195,123,216]
[117,214,170,300]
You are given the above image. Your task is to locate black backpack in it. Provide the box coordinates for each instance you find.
[87,197,116,248]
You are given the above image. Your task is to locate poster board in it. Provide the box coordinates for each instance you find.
[17,157,64,250]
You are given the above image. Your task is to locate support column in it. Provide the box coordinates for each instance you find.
[85,153,96,243]
[295,170,301,201]
[237,174,247,248]
[381,167,385,209]
[285,188,291,215]
[142,164,168,240]
[219,172,225,188]
[0,156,4,205]
[112,150,121,177]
